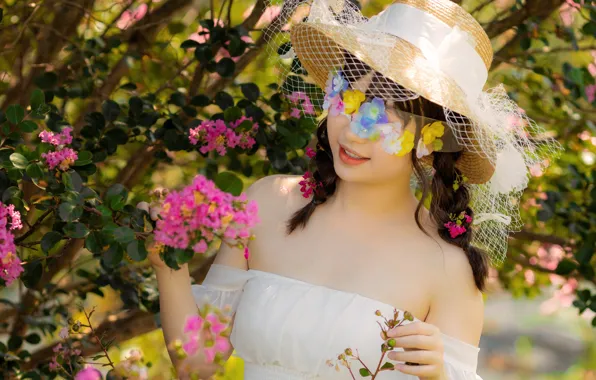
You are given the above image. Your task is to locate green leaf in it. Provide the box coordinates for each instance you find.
[215,58,236,77]
[58,202,83,222]
[10,153,28,169]
[215,171,243,196]
[359,368,371,377]
[74,150,93,166]
[575,234,595,264]
[86,231,107,254]
[41,231,63,253]
[169,92,186,107]
[21,260,42,288]
[64,222,90,238]
[175,248,194,265]
[106,183,128,210]
[105,127,129,145]
[194,45,214,63]
[8,336,23,351]
[129,96,143,116]
[380,362,394,370]
[114,226,135,244]
[240,83,260,102]
[214,91,234,110]
[191,95,211,107]
[181,39,200,49]
[102,243,124,268]
[34,71,58,89]
[62,171,83,191]
[127,240,148,262]
[18,120,38,133]
[25,163,44,179]
[6,105,25,124]
[30,89,45,112]
[102,100,121,122]
[555,258,577,275]
[224,106,242,123]
[25,333,41,345]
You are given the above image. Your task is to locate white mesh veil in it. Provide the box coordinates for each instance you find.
[262,0,563,264]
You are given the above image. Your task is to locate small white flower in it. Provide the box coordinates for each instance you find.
[416,138,431,158]
[381,130,403,155]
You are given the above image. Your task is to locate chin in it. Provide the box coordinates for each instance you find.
[332,154,375,183]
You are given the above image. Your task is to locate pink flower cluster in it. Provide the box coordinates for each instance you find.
[39,127,74,146]
[49,341,82,373]
[0,202,23,286]
[444,213,473,239]
[182,312,231,363]
[287,91,315,119]
[117,4,148,30]
[305,147,316,159]
[154,175,259,260]
[189,116,258,156]
[39,127,78,171]
[74,366,101,380]
[299,171,320,199]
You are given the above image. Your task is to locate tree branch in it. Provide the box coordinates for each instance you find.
[484,0,565,39]
[509,229,569,246]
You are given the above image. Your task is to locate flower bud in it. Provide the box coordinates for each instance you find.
[375,310,382,316]
[344,348,352,356]
[404,311,413,321]
[387,338,396,348]
[136,201,150,212]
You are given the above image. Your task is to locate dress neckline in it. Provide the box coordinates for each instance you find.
[245,267,480,352]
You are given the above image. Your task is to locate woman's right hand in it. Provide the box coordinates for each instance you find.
[137,201,170,270]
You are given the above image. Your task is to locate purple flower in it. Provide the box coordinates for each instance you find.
[74,366,102,380]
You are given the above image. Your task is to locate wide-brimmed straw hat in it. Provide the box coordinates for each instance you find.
[289,0,496,183]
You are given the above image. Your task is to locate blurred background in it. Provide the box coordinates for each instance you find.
[0,0,595,378]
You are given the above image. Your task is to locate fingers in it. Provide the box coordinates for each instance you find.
[389,334,438,350]
[387,321,438,338]
[392,363,441,377]
[387,349,442,365]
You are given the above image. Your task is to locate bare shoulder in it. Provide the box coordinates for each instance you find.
[245,174,309,220]
[426,239,485,346]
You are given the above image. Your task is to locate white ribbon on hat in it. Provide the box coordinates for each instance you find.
[360,3,488,100]
[473,213,512,225]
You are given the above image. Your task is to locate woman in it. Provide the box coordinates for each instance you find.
[152,0,560,379]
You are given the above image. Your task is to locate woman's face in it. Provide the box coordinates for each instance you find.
[327,109,414,185]
[325,71,415,185]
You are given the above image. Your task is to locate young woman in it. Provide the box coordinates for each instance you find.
[152,0,560,379]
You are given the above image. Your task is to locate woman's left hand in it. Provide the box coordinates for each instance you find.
[384,321,446,380]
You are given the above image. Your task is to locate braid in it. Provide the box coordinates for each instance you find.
[286,119,338,233]
[429,151,489,291]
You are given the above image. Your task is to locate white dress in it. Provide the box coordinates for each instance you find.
[191,264,482,380]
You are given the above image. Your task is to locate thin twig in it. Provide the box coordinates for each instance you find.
[15,208,54,243]
[82,307,116,370]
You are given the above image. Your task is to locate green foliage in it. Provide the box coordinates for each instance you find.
[0,0,595,378]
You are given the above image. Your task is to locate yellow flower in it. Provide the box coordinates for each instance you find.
[395,130,415,157]
[421,121,445,145]
[342,90,366,114]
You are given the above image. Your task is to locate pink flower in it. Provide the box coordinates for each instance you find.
[189,118,257,156]
[49,357,60,371]
[290,108,301,118]
[203,336,230,363]
[153,175,259,261]
[206,313,227,335]
[182,335,200,356]
[59,327,69,339]
[464,214,473,224]
[299,172,319,198]
[444,221,467,238]
[53,343,63,353]
[302,98,315,115]
[586,84,596,103]
[39,127,73,146]
[327,96,345,117]
[243,246,250,260]
[42,148,78,171]
[305,147,316,159]
[74,366,102,380]
[117,4,148,30]
[184,315,204,333]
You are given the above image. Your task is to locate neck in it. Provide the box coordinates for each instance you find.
[328,176,419,222]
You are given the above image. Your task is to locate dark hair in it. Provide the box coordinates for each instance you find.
[286,55,489,291]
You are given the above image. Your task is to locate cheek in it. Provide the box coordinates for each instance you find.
[371,143,412,175]
[326,115,348,153]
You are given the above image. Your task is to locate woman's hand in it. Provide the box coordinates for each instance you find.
[385,321,446,380]
[137,201,170,270]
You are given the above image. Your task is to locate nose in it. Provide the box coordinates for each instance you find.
[344,123,370,144]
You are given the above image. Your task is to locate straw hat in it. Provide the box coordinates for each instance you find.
[289,0,497,183]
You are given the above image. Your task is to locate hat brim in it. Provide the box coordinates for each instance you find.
[290,22,495,184]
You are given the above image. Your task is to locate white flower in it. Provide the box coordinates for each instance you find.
[59,327,69,339]
[381,130,403,155]
[416,138,431,158]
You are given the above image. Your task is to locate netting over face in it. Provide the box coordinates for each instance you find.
[262,0,563,264]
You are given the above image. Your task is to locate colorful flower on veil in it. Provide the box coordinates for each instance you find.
[343,89,366,114]
[350,98,389,139]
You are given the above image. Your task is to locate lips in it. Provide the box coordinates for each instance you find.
[339,145,370,166]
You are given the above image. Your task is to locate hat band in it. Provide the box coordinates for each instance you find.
[361,3,488,99]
